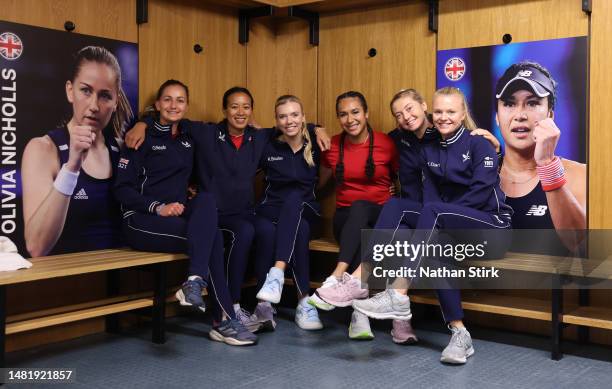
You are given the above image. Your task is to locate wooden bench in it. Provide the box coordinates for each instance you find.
[308,238,612,360]
[0,248,189,368]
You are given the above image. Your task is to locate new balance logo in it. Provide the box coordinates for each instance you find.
[526,205,547,216]
[74,188,88,200]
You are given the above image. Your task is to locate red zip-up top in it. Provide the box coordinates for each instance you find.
[323,131,398,207]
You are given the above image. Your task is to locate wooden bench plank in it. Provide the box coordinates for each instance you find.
[0,249,188,285]
[6,299,154,334]
[562,307,612,330]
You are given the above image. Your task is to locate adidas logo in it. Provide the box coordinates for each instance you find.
[74,188,88,200]
[526,205,547,216]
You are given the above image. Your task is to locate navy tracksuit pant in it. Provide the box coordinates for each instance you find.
[123,193,235,321]
[218,213,257,303]
[396,201,512,322]
[254,191,320,296]
[370,197,464,322]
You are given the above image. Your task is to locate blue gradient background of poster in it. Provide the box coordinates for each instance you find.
[0,19,138,253]
[436,37,587,163]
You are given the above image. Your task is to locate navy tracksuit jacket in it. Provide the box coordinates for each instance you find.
[253,128,321,295]
[114,121,235,320]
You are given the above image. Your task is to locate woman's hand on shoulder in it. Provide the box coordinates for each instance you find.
[470,128,500,153]
[314,126,331,151]
[125,121,147,150]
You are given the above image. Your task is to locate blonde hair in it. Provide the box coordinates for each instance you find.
[274,95,315,167]
[433,87,477,131]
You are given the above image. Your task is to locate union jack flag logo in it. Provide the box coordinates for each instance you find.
[444,57,465,81]
[0,32,23,61]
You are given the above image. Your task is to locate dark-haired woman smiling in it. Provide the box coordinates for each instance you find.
[308,91,398,339]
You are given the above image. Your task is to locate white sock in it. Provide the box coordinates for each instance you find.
[233,303,241,312]
[188,275,202,281]
[391,289,409,302]
[269,266,284,280]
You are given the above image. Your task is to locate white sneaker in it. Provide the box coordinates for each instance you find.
[295,300,323,330]
[348,310,374,340]
[308,275,339,311]
[256,267,284,304]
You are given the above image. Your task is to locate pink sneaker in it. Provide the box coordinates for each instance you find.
[391,319,418,345]
[316,273,368,307]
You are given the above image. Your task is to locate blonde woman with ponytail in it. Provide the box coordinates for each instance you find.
[253,95,324,331]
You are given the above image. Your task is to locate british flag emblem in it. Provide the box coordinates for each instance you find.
[0,32,23,61]
[444,57,465,81]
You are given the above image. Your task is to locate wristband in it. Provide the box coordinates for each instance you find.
[537,156,566,192]
[155,203,165,216]
[53,164,80,196]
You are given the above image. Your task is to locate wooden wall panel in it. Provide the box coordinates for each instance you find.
[438,0,588,50]
[138,0,246,121]
[1,0,137,42]
[587,0,612,346]
[318,1,435,135]
[588,0,612,229]
[246,17,318,128]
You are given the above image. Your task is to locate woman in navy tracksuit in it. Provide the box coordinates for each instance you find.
[114,80,256,346]
[125,87,329,332]
[252,95,323,331]
[353,87,512,364]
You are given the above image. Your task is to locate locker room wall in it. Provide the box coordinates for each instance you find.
[3,0,612,350]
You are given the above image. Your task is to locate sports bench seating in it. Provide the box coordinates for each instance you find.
[308,238,612,360]
[0,248,189,368]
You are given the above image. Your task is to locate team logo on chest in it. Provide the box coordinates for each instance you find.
[181,141,191,148]
[218,132,226,142]
[462,151,470,162]
[401,139,411,147]
[526,205,548,216]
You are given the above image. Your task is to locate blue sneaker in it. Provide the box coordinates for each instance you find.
[256,267,284,304]
[175,277,207,312]
[295,300,323,330]
[209,319,258,346]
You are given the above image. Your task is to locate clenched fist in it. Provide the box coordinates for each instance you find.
[532,118,560,166]
[66,125,96,172]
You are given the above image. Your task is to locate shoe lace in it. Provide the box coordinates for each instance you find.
[450,328,467,349]
[302,304,319,320]
[370,290,391,304]
[236,307,252,322]
[184,278,205,294]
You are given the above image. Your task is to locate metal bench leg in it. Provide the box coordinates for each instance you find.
[577,288,590,343]
[551,287,563,360]
[152,263,167,344]
[105,269,121,333]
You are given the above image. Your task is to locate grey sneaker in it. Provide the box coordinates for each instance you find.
[440,326,474,364]
[253,301,277,331]
[352,289,411,320]
[348,310,374,340]
[235,306,262,333]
